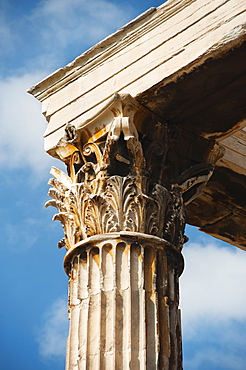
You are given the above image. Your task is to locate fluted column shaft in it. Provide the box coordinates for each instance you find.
[65,232,183,370]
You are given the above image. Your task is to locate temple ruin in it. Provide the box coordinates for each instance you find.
[29,0,246,368]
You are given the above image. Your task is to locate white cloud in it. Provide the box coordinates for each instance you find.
[0,72,54,177]
[0,0,134,73]
[181,241,246,329]
[37,297,68,361]
[31,0,134,51]
[0,0,135,176]
[180,240,246,369]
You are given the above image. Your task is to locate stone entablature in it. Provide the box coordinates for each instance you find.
[28,0,246,155]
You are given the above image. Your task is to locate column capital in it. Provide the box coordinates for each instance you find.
[46,93,220,253]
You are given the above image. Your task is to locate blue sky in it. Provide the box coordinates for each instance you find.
[1,1,246,369]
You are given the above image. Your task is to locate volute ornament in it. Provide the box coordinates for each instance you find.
[46,94,215,251]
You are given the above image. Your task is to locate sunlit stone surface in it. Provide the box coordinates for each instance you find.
[29,0,246,368]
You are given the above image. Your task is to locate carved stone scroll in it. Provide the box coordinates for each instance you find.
[46,94,218,369]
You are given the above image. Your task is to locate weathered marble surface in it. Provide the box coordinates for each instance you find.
[65,234,183,370]
[29,0,246,155]
[29,0,246,368]
[29,0,246,249]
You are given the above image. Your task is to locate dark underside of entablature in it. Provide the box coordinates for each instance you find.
[137,40,246,250]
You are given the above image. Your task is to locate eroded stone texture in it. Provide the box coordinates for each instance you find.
[28,0,246,368]
[29,0,246,250]
[64,234,183,370]
[46,94,219,369]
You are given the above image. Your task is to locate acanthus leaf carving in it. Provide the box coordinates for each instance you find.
[46,168,182,249]
[46,94,216,251]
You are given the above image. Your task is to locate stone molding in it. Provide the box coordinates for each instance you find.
[63,232,184,278]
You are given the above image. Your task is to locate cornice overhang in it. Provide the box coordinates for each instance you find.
[29,0,246,250]
[28,0,246,153]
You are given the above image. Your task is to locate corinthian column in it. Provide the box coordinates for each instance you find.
[46,94,215,370]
